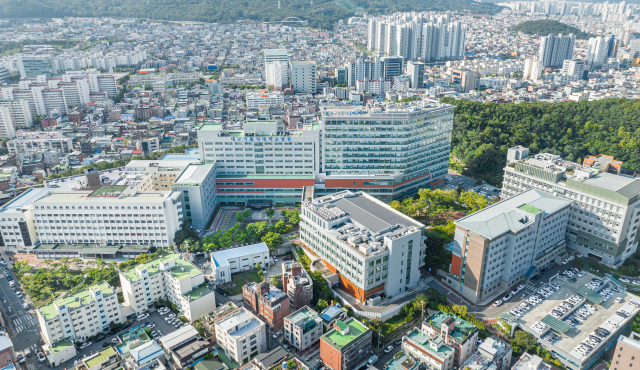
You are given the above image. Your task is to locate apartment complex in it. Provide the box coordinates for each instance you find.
[36,282,122,345]
[447,189,572,304]
[119,253,216,321]
[245,91,284,109]
[401,327,455,370]
[290,61,317,94]
[284,306,323,352]
[242,281,290,331]
[282,261,313,310]
[0,100,32,129]
[539,34,576,67]
[7,131,73,155]
[300,190,425,303]
[502,148,640,267]
[422,311,479,368]
[210,243,271,283]
[320,318,372,370]
[611,333,640,370]
[214,307,268,365]
[32,184,184,248]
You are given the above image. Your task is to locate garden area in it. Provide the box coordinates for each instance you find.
[226,270,263,296]
[174,209,301,253]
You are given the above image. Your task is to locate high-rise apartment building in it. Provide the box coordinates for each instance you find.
[368,13,466,63]
[407,61,425,88]
[523,58,543,80]
[451,69,480,93]
[246,90,284,108]
[0,100,32,129]
[7,130,73,154]
[586,36,610,68]
[447,189,572,304]
[88,74,118,98]
[289,61,317,94]
[300,191,426,303]
[502,149,640,267]
[264,49,288,89]
[119,253,215,321]
[539,34,576,68]
[0,106,16,140]
[562,59,586,80]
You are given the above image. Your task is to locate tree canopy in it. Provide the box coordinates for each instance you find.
[443,98,640,187]
[510,20,593,39]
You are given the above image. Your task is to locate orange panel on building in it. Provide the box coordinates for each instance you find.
[320,338,342,370]
[451,254,462,275]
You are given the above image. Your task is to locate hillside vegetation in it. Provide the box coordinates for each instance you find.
[511,19,592,39]
[443,98,640,186]
[0,0,501,30]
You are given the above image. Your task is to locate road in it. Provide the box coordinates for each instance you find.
[0,265,42,370]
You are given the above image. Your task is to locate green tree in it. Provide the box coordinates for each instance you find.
[261,232,283,247]
[243,209,251,218]
[318,299,329,311]
[235,212,245,222]
[266,208,275,218]
[513,330,538,354]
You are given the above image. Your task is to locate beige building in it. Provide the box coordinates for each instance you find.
[612,333,640,370]
[214,307,268,365]
[284,306,323,352]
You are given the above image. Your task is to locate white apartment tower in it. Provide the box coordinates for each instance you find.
[0,100,32,129]
[539,34,576,68]
[0,106,16,140]
[289,61,316,94]
[523,58,543,80]
[264,49,288,89]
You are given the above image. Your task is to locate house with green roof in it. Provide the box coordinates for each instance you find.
[36,282,122,347]
[400,327,455,370]
[284,306,323,352]
[422,311,479,368]
[319,317,372,370]
[119,253,215,322]
[43,338,77,367]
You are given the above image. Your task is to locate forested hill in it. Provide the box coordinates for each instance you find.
[442,98,640,186]
[0,0,501,30]
[511,20,592,39]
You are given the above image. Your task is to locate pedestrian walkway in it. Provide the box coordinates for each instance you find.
[11,312,38,334]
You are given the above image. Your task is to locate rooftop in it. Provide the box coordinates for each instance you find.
[183,284,214,302]
[116,327,151,355]
[406,327,455,357]
[455,189,572,239]
[174,164,215,186]
[287,306,319,328]
[122,253,202,283]
[49,338,73,353]
[85,347,116,368]
[0,188,51,213]
[320,99,453,118]
[39,282,114,321]
[159,325,199,350]
[321,317,370,351]
[216,308,263,338]
[211,243,269,268]
[425,311,477,342]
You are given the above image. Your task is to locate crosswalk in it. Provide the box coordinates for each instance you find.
[12,312,37,334]
[423,276,434,284]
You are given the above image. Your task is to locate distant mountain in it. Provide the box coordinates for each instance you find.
[0,0,502,30]
[510,20,593,39]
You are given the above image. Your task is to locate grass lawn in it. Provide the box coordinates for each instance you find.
[228,270,262,295]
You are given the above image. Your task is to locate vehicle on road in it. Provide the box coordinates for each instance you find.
[8,281,14,287]
[16,353,25,364]
[24,349,31,357]
[283,256,293,261]
[394,339,402,346]
[80,342,92,350]
[136,314,149,321]
[37,352,46,362]
[368,355,379,365]
[102,342,111,348]
[272,331,282,339]
[22,303,29,309]
[111,338,119,344]
[384,345,394,353]
[492,300,503,307]
[273,256,278,262]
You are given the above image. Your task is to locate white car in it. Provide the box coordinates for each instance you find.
[492,300,503,307]
[272,256,278,262]
[272,331,282,339]
[136,314,149,321]
[8,281,15,287]
[22,303,30,310]
[80,342,92,350]
[384,345,394,354]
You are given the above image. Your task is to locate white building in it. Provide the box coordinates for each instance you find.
[561,59,586,81]
[32,184,184,248]
[300,190,426,303]
[209,243,270,283]
[171,164,217,230]
[7,130,73,155]
[88,74,118,98]
[586,36,609,68]
[214,307,268,365]
[265,61,287,91]
[119,253,215,322]
[502,150,640,267]
[124,159,201,191]
[0,105,16,140]
[284,306,323,352]
[289,61,316,94]
[539,34,576,68]
[0,100,33,129]
[401,327,455,370]
[246,91,284,109]
[523,58,543,80]
[36,282,122,345]
[0,188,53,250]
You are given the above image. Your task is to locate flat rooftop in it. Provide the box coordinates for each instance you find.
[514,272,640,361]
[122,253,202,283]
[455,189,572,239]
[216,308,262,338]
[425,311,477,342]
[321,318,369,351]
[0,188,51,213]
[406,328,454,357]
[288,306,318,325]
[85,347,116,368]
[210,243,269,268]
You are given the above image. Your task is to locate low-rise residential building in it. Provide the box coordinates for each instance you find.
[401,328,455,370]
[81,347,119,370]
[253,347,290,370]
[214,307,268,365]
[611,332,640,370]
[36,282,122,345]
[119,253,216,322]
[282,261,313,310]
[422,311,479,368]
[243,281,290,331]
[284,306,323,352]
[460,338,513,370]
[319,318,372,370]
[159,325,211,370]
[43,339,77,367]
[127,340,164,370]
[245,91,284,109]
[319,305,347,331]
[0,335,16,367]
[210,243,270,283]
[511,353,552,370]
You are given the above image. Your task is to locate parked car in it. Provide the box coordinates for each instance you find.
[384,345,394,354]
[37,352,46,363]
[102,342,111,348]
[80,342,92,350]
[394,339,402,346]
[272,331,282,339]
[9,281,15,287]
[24,349,31,357]
[22,303,30,310]
[16,353,25,364]
[111,338,119,344]
[283,256,293,261]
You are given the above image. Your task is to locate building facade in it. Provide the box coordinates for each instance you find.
[282,261,313,310]
[612,333,640,370]
[214,307,268,365]
[319,318,372,370]
[242,282,290,331]
[422,311,479,368]
[284,306,323,352]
